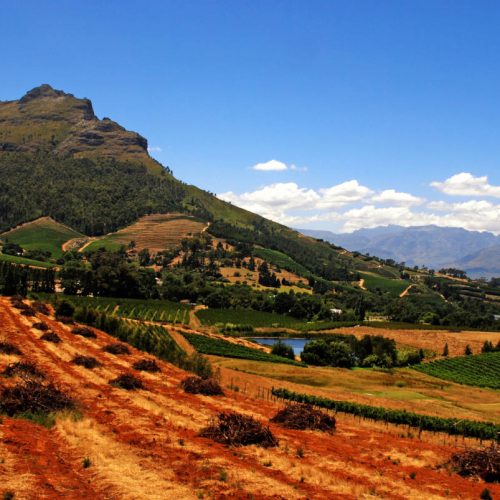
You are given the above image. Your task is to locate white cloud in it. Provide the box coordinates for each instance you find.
[251,159,288,171]
[371,189,424,206]
[431,172,500,197]
[218,174,500,235]
[148,146,162,153]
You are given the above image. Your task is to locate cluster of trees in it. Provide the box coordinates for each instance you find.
[300,334,423,368]
[257,261,281,288]
[0,153,186,235]
[60,249,156,298]
[0,261,55,296]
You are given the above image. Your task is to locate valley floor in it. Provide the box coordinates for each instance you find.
[0,298,498,499]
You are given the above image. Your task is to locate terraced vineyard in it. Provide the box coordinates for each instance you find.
[359,271,410,297]
[183,333,305,366]
[36,294,191,324]
[413,352,500,389]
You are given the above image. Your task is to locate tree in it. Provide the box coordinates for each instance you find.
[481,340,494,353]
[442,343,449,357]
[464,344,473,356]
[270,340,295,360]
[138,248,151,266]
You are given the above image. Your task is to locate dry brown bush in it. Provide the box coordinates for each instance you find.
[103,343,130,355]
[450,445,499,483]
[270,403,336,432]
[40,331,62,343]
[71,326,96,338]
[0,342,22,355]
[32,321,49,331]
[58,316,75,325]
[0,379,75,416]
[72,355,101,369]
[3,361,45,380]
[132,359,161,373]
[200,412,278,448]
[31,301,50,315]
[109,373,144,390]
[181,376,223,396]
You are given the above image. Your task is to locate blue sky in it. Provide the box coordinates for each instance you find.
[2,1,500,233]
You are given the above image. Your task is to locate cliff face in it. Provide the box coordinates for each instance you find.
[0,84,155,168]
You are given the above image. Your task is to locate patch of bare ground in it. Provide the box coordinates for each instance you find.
[0,297,498,499]
[332,325,500,357]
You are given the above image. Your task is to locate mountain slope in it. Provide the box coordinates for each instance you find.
[455,245,500,278]
[0,85,357,281]
[300,225,500,273]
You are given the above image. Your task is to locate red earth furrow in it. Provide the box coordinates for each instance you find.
[1,298,499,499]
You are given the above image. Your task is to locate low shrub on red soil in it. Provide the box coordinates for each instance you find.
[200,412,278,448]
[0,379,75,416]
[72,355,101,369]
[0,342,22,355]
[32,321,49,331]
[181,376,224,396]
[40,331,62,344]
[103,343,130,355]
[132,359,161,373]
[270,403,336,432]
[71,326,96,338]
[2,361,45,380]
[31,301,50,315]
[450,445,500,483]
[109,373,144,390]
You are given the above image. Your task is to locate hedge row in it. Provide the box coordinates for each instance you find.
[272,388,499,441]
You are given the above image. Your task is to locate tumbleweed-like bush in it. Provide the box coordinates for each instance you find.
[132,359,161,373]
[31,301,50,315]
[0,379,75,416]
[40,331,62,343]
[32,321,49,331]
[449,445,499,483]
[109,373,144,390]
[71,326,96,339]
[270,403,336,432]
[103,343,130,355]
[181,376,223,396]
[3,361,45,380]
[0,342,22,356]
[72,355,101,369]
[200,412,278,447]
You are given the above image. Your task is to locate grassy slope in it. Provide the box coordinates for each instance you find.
[0,252,56,268]
[359,271,409,297]
[1,217,83,258]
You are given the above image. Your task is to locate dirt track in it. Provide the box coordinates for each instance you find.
[0,298,498,499]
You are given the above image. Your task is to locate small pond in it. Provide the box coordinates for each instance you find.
[250,337,308,356]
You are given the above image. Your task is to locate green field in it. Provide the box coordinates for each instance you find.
[413,352,500,389]
[35,294,191,324]
[195,308,348,331]
[82,238,124,253]
[0,252,56,268]
[183,333,305,366]
[359,271,409,297]
[253,248,311,278]
[1,217,83,258]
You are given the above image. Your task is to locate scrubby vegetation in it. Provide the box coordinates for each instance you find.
[132,359,161,373]
[40,331,61,343]
[71,326,97,339]
[270,340,296,360]
[103,343,130,355]
[109,373,144,390]
[450,445,499,482]
[0,342,22,355]
[2,361,45,380]
[181,376,224,396]
[200,412,278,447]
[72,355,101,369]
[270,403,335,432]
[413,352,500,389]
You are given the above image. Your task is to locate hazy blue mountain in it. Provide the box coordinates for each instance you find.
[298,225,500,277]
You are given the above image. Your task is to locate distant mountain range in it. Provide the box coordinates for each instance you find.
[298,225,500,278]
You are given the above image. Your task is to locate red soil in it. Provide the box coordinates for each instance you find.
[0,297,498,499]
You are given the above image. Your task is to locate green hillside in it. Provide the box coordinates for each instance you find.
[1,217,83,258]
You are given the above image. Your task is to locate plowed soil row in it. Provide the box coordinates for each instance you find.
[0,298,498,499]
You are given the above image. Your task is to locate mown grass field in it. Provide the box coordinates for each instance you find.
[183,332,305,365]
[252,248,311,277]
[359,271,410,297]
[0,217,83,258]
[413,352,500,389]
[35,293,191,324]
[83,213,206,253]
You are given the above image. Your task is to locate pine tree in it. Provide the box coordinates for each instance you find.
[442,343,449,357]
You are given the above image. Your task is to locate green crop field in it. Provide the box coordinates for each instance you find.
[183,333,305,366]
[359,272,409,297]
[195,308,346,331]
[413,352,500,389]
[35,294,191,324]
[0,217,83,258]
[0,252,56,268]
